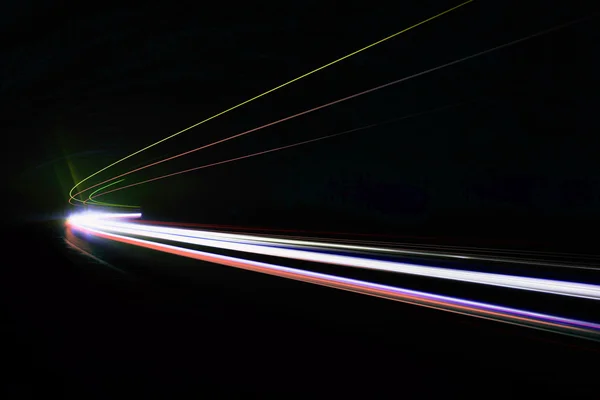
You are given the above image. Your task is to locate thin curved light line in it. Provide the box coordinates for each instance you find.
[85,179,140,208]
[68,1,474,203]
[90,104,460,201]
[86,179,125,205]
[74,14,594,204]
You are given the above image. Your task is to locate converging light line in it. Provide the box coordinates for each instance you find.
[68,1,474,203]
[90,105,460,201]
[76,14,594,205]
[66,214,600,341]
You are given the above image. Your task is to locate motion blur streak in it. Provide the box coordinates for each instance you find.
[66,216,600,341]
[77,14,594,204]
[74,220,600,272]
[68,0,473,203]
[71,216,600,300]
[67,211,142,225]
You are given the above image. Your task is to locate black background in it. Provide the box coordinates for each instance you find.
[2,0,600,397]
[4,0,598,250]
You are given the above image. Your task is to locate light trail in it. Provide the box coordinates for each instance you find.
[66,213,600,341]
[68,1,473,204]
[217,229,600,271]
[84,179,140,208]
[101,220,600,272]
[66,211,142,225]
[71,216,600,301]
[77,14,595,204]
[89,104,460,202]
[73,100,445,202]
[86,179,124,205]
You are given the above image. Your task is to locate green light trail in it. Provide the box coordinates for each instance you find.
[86,179,140,208]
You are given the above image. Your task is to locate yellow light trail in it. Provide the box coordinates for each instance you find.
[68,0,474,203]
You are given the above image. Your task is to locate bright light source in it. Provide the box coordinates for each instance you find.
[67,211,141,226]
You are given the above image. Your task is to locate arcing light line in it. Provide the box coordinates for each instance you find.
[67,220,600,341]
[78,15,593,204]
[68,0,473,203]
[77,218,600,301]
[75,96,457,202]
[86,179,125,204]
[89,105,460,201]
[85,179,140,208]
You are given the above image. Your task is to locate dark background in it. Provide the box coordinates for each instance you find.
[2,0,600,397]
[4,0,599,250]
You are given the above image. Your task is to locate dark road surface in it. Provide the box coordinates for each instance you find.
[3,221,599,398]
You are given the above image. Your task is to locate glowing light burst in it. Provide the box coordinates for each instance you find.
[66,214,600,341]
[68,1,474,204]
[67,211,142,226]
